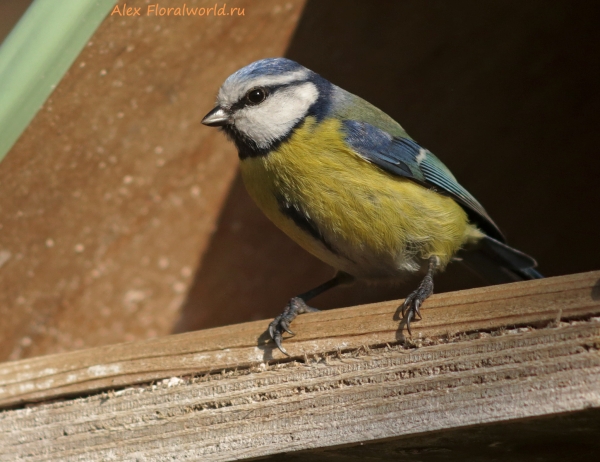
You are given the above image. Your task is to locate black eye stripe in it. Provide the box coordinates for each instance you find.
[230,80,308,111]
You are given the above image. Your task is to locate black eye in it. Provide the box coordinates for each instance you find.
[246,88,267,105]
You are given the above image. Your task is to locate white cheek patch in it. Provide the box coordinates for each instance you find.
[233,82,319,149]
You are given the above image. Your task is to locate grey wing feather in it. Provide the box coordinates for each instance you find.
[342,120,504,242]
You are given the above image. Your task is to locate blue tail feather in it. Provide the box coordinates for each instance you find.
[458,235,543,284]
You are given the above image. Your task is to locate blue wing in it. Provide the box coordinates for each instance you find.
[342,120,504,241]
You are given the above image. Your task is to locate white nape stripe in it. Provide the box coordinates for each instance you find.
[246,69,310,89]
[233,81,319,149]
[218,69,310,107]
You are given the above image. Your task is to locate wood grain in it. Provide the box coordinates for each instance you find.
[0,307,599,460]
[0,271,599,409]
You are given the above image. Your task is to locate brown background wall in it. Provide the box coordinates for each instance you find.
[0,0,306,361]
[1,0,599,360]
[0,0,32,44]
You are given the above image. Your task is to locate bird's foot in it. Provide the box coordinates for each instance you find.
[268,297,320,356]
[401,273,434,335]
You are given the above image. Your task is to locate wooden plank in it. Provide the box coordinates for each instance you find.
[0,312,599,460]
[0,271,599,409]
[274,408,600,461]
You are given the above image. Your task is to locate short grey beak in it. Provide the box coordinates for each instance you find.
[202,106,230,127]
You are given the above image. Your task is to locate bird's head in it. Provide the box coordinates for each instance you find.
[202,58,333,158]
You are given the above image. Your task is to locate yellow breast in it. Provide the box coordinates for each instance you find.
[239,117,482,279]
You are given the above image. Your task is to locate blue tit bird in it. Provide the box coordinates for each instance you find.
[202,58,542,355]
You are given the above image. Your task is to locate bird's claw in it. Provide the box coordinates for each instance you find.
[401,275,433,335]
[268,319,289,356]
[268,297,320,356]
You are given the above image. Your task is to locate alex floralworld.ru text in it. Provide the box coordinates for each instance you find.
[111,3,245,17]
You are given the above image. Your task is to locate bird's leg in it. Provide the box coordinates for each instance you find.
[269,272,354,356]
[401,256,439,335]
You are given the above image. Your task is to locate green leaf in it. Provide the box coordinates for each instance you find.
[0,0,116,163]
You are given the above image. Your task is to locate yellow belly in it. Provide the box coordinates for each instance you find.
[239,117,482,279]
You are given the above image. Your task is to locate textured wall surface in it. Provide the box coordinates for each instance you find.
[0,0,306,361]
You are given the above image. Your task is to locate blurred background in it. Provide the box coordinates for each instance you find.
[1,0,599,362]
[0,1,32,44]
